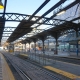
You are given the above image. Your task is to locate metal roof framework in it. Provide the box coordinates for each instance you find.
[0,0,80,46]
[21,21,79,43]
[20,0,80,44]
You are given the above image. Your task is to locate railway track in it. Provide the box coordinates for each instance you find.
[4,54,31,80]
[2,52,70,80]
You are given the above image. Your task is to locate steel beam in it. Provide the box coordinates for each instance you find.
[28,0,50,21]
[34,0,66,25]
[35,0,80,28]
[3,0,7,18]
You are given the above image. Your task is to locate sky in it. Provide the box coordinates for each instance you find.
[0,0,77,44]
[4,0,60,27]
[2,0,74,27]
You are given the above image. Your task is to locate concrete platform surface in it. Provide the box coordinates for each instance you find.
[0,53,15,80]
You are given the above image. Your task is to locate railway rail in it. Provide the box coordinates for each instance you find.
[3,54,31,80]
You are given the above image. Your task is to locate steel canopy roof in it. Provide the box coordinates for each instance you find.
[7,20,34,42]
[0,0,80,45]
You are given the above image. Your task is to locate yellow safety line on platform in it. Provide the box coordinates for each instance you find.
[0,53,15,80]
[20,54,28,56]
[44,66,80,79]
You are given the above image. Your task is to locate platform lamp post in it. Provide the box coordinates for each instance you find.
[0,0,4,9]
[25,43,26,53]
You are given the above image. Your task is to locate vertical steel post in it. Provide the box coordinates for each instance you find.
[3,0,7,18]
[42,39,46,65]
[34,42,36,61]
[68,43,70,55]
[76,30,78,56]
[55,38,58,54]
[25,43,26,53]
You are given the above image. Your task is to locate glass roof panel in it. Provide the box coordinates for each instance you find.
[54,3,80,21]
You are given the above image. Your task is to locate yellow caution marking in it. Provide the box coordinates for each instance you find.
[0,53,15,80]
[20,54,28,57]
[44,66,80,79]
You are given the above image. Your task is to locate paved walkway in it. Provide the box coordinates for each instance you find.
[0,53,15,80]
[41,51,80,58]
[52,51,80,61]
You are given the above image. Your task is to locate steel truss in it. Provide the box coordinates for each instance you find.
[1,12,65,39]
[0,13,65,25]
[2,0,80,44]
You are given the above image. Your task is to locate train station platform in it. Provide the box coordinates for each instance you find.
[37,51,80,60]
[31,56,80,80]
[44,59,80,80]
[2,51,71,80]
[0,53,15,80]
[51,52,80,61]
[2,50,80,80]
[19,52,80,80]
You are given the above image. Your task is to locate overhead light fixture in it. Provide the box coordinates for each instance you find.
[57,10,66,16]
[0,0,4,9]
